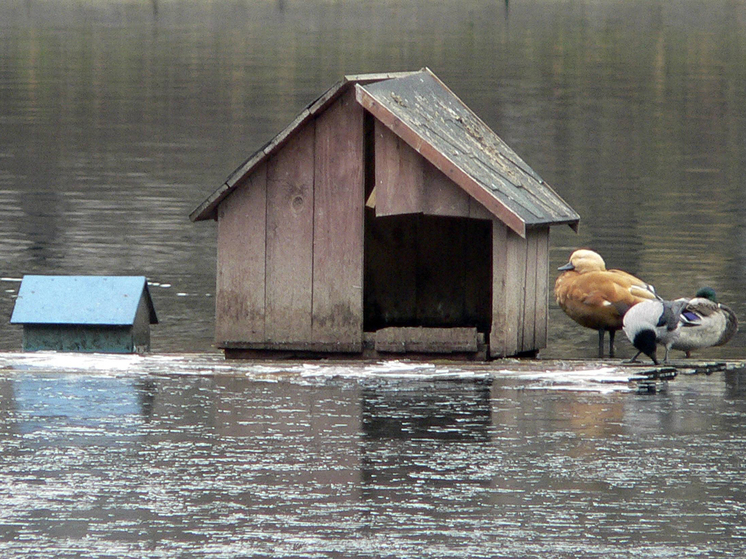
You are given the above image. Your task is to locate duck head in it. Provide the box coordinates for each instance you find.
[623,300,664,364]
[632,329,658,363]
[695,286,718,302]
[558,249,607,274]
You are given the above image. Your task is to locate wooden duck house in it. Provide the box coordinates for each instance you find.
[191,69,579,359]
[10,275,158,353]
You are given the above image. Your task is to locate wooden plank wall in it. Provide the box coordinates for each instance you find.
[215,90,364,352]
[375,120,423,215]
[311,91,365,349]
[265,123,316,343]
[490,224,550,357]
[374,123,492,220]
[216,163,267,343]
[215,88,550,357]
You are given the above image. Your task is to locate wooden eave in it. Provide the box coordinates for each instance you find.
[190,70,421,222]
[355,69,580,237]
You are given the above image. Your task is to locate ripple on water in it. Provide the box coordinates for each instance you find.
[0,354,745,558]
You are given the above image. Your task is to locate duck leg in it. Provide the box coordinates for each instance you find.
[597,329,616,358]
[626,350,642,363]
[624,350,659,366]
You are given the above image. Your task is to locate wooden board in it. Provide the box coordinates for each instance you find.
[489,225,550,356]
[356,72,582,234]
[490,220,509,357]
[373,124,481,220]
[521,230,539,350]
[504,229,527,355]
[265,123,315,343]
[216,163,267,344]
[375,121,424,216]
[422,159,471,217]
[533,228,550,349]
[490,221,530,357]
[312,90,364,349]
[356,84,527,237]
[374,326,478,354]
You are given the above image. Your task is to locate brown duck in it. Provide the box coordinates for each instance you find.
[555,249,658,357]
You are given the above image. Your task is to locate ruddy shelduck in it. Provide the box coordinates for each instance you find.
[555,249,657,357]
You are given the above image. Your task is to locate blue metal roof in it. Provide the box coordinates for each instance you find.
[10,276,158,326]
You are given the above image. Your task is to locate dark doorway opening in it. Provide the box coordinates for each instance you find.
[363,211,492,335]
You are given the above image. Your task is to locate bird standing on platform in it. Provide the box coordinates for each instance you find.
[672,287,738,358]
[555,249,658,357]
[623,298,688,365]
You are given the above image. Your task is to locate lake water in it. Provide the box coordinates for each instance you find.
[2,0,746,556]
[1,353,746,558]
[2,0,746,358]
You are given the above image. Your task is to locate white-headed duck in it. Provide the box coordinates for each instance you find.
[622,298,687,364]
[672,287,738,358]
[555,249,657,357]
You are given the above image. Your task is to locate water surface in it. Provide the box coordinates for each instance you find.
[0,355,745,558]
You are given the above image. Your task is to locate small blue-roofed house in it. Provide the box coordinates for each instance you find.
[10,276,158,353]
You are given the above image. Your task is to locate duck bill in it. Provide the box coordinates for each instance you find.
[646,349,659,365]
[558,262,575,271]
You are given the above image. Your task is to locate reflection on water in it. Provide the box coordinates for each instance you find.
[0,359,745,557]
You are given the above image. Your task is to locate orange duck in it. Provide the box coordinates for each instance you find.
[554,249,658,357]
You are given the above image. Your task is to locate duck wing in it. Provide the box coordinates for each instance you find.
[607,270,657,299]
[658,299,687,332]
[683,297,721,319]
[678,297,739,348]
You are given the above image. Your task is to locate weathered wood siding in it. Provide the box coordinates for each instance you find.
[356,72,581,237]
[374,122,491,220]
[265,122,316,344]
[311,92,365,348]
[216,163,267,343]
[215,90,364,352]
[490,223,550,357]
[213,82,552,358]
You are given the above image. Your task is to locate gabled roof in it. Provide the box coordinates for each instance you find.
[190,71,419,222]
[356,70,579,236]
[10,276,158,326]
[190,68,580,237]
